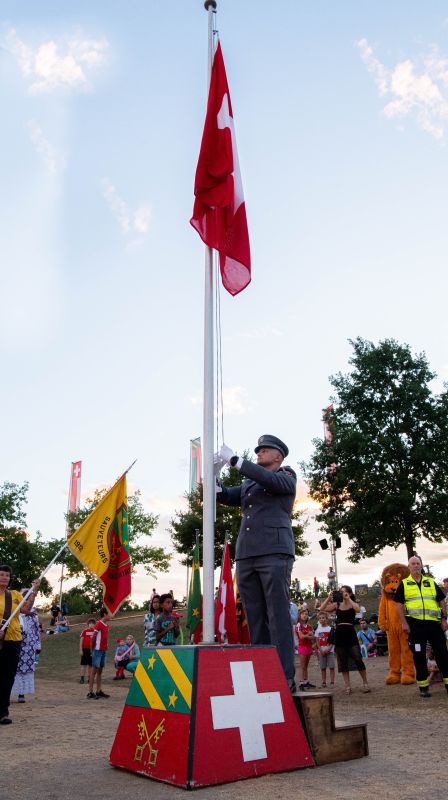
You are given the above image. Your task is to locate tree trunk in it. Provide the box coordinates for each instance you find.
[404,527,415,560]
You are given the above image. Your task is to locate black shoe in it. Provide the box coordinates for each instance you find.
[305,682,316,689]
[298,682,307,691]
[79,677,85,684]
[419,688,431,699]
[287,679,297,694]
[86,692,98,699]
[96,691,110,698]
[17,695,25,703]
[0,716,12,725]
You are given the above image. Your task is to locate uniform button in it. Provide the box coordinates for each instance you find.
[249,505,252,508]
[246,527,250,531]
[246,515,250,519]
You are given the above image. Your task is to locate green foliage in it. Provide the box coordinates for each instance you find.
[58,586,93,615]
[0,482,53,594]
[303,338,448,562]
[169,456,309,569]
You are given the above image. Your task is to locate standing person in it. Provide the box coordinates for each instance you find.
[315,611,336,688]
[327,566,336,590]
[79,618,96,684]
[155,594,180,646]
[357,619,378,658]
[295,608,315,690]
[320,586,371,694]
[143,594,161,647]
[87,608,110,700]
[394,555,448,699]
[11,590,41,703]
[216,435,297,692]
[0,566,40,725]
[313,577,319,599]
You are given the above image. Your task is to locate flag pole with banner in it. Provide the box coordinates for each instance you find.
[191,0,251,643]
[59,460,82,610]
[66,467,135,615]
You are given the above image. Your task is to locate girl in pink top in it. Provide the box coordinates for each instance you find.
[296,608,315,690]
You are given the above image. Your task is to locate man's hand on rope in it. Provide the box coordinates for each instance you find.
[219,443,235,464]
[213,452,226,475]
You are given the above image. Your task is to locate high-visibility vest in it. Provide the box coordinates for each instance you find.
[402,575,441,621]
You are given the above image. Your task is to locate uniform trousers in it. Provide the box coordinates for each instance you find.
[407,618,448,688]
[0,641,21,718]
[236,554,294,681]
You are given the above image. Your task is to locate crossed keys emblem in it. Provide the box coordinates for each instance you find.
[134,714,166,767]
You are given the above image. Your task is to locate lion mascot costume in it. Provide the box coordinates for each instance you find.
[378,563,415,685]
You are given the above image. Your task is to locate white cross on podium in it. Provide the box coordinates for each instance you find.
[210,661,284,762]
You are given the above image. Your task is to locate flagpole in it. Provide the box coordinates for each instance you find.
[59,461,74,611]
[0,540,69,633]
[202,0,218,644]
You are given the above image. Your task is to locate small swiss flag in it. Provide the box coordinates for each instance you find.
[191,42,251,296]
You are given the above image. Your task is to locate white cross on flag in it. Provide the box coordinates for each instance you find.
[191,41,251,296]
[69,460,82,513]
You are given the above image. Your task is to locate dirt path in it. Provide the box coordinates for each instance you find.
[2,655,446,800]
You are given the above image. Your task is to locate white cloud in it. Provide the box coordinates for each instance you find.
[26,119,63,173]
[101,179,152,243]
[356,38,448,139]
[5,27,108,93]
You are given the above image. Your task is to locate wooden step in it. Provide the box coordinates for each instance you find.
[292,692,368,766]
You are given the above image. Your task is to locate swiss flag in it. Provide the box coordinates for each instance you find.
[215,542,238,644]
[69,461,82,513]
[191,42,251,296]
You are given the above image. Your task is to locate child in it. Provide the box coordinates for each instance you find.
[295,608,315,690]
[79,618,95,684]
[114,638,128,680]
[427,646,440,684]
[155,594,180,646]
[315,611,335,688]
[87,608,110,699]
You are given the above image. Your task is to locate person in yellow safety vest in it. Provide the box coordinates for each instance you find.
[394,555,448,699]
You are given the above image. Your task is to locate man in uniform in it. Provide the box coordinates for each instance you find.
[394,555,448,698]
[216,435,297,691]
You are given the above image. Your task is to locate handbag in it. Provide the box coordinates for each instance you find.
[0,590,13,650]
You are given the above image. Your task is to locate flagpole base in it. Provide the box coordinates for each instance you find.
[110,644,313,788]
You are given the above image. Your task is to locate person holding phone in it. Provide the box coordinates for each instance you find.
[319,585,371,695]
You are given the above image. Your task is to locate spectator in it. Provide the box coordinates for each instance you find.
[113,638,128,680]
[79,618,96,684]
[55,611,69,633]
[155,594,180,646]
[427,647,441,684]
[0,566,40,725]
[355,603,367,621]
[313,577,319,599]
[11,589,41,704]
[357,619,378,658]
[320,586,371,694]
[143,594,161,647]
[327,566,336,590]
[87,608,110,700]
[315,611,335,688]
[296,608,315,690]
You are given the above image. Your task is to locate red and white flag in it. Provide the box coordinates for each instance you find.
[69,461,82,513]
[215,542,238,644]
[191,42,251,296]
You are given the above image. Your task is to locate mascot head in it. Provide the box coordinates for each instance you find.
[380,563,410,597]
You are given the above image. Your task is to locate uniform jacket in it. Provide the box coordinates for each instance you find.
[218,460,296,560]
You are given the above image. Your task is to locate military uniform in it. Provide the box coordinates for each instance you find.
[217,435,296,684]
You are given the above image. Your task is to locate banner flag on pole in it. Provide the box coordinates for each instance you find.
[322,404,337,474]
[189,437,202,493]
[187,540,202,643]
[234,574,251,644]
[214,541,238,644]
[190,41,251,297]
[69,461,82,513]
[66,474,131,615]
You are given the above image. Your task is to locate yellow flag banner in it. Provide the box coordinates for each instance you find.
[67,475,131,615]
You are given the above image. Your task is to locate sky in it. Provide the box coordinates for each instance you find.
[1,0,448,605]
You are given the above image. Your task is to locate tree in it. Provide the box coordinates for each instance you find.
[54,488,171,607]
[303,338,448,561]
[169,460,309,568]
[0,482,53,594]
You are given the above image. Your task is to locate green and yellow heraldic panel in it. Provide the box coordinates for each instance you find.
[126,647,194,716]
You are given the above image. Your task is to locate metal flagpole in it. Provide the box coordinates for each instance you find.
[59,461,74,610]
[202,0,217,644]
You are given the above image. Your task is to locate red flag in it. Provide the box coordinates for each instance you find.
[214,542,238,644]
[69,461,82,513]
[191,42,251,296]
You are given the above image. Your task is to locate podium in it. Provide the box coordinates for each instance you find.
[110,645,314,788]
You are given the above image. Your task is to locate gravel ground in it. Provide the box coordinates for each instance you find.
[2,652,446,800]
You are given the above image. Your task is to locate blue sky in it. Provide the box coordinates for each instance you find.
[2,1,448,603]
